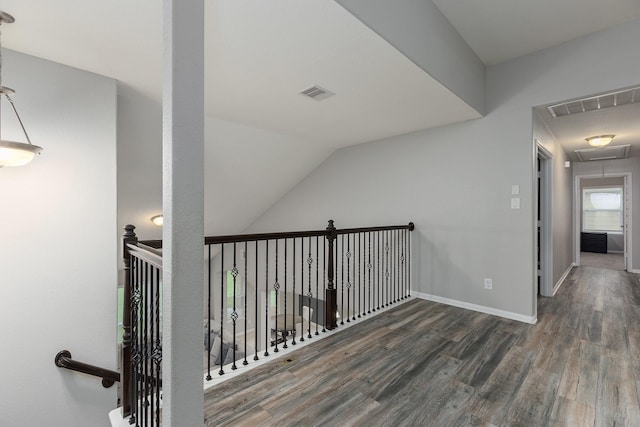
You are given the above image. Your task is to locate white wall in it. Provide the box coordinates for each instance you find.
[0,50,117,426]
[247,19,640,320]
[533,112,574,286]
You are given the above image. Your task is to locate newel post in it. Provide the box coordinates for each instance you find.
[121,224,138,417]
[325,220,338,330]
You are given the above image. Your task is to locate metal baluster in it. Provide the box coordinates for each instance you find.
[385,231,390,307]
[341,235,345,325]
[353,233,362,320]
[254,242,259,361]
[346,234,351,322]
[149,265,155,426]
[219,246,225,375]
[231,243,238,370]
[306,236,313,339]
[206,245,212,380]
[322,237,326,332]
[315,236,319,335]
[243,241,248,365]
[137,259,144,427]
[401,230,406,299]
[300,237,305,341]
[292,239,297,345]
[143,261,149,425]
[408,227,412,297]
[130,257,138,425]
[396,229,400,303]
[391,230,395,304]
[274,239,280,353]
[377,232,381,310]
[154,267,161,426]
[368,231,372,314]
[264,241,269,357]
[283,239,288,349]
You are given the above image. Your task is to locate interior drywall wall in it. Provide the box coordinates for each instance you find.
[533,113,574,287]
[335,0,485,115]
[248,19,640,319]
[0,50,117,426]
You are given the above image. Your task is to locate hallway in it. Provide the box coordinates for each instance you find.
[204,266,640,426]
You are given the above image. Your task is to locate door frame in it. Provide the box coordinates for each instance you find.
[574,172,632,270]
[536,141,554,297]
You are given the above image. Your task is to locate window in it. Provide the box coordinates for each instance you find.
[583,187,623,233]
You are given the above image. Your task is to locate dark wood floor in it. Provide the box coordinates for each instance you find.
[203,266,640,426]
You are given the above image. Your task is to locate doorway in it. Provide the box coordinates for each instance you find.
[536,141,553,297]
[574,173,632,271]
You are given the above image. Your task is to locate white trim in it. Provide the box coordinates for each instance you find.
[574,172,633,271]
[412,291,537,324]
[629,269,640,274]
[608,250,624,254]
[536,140,554,297]
[553,263,576,295]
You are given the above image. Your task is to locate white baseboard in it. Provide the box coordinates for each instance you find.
[553,263,576,296]
[608,250,624,254]
[629,268,640,274]
[411,291,537,324]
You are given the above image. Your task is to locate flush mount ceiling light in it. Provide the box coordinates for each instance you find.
[0,11,42,168]
[151,215,163,226]
[585,135,615,148]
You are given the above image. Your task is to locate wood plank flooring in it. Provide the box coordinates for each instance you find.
[203,266,640,426]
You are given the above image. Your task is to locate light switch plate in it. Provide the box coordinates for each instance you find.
[511,197,520,209]
[511,185,519,195]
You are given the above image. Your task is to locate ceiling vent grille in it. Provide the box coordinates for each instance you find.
[299,85,335,101]
[574,144,631,161]
[547,87,639,118]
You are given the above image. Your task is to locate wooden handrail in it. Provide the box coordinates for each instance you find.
[55,350,120,388]
[139,222,415,247]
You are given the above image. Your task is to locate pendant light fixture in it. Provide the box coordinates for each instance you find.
[0,11,42,168]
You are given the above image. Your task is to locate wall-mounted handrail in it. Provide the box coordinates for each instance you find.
[55,350,120,388]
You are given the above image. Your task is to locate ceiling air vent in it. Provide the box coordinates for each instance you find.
[299,85,335,101]
[574,144,631,161]
[547,86,639,118]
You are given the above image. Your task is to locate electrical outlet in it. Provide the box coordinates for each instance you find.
[484,278,493,290]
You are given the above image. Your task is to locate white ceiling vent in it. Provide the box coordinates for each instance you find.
[547,87,639,118]
[299,85,335,101]
[574,144,631,161]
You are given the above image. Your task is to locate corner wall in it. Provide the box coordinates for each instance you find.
[247,19,640,320]
[0,50,117,426]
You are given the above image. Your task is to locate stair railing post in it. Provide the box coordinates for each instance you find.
[122,224,138,418]
[325,220,338,330]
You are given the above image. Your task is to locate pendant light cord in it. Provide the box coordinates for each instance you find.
[0,16,34,146]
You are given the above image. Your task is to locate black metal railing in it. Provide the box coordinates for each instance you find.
[122,227,163,427]
[54,350,120,388]
[120,220,413,424]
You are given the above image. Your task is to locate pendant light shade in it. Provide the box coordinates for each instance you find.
[0,11,42,168]
[0,139,42,166]
[585,134,615,148]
